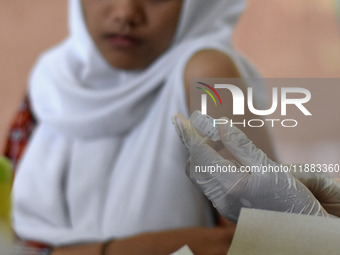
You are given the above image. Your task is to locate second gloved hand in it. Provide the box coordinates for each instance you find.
[291,170,340,217]
[172,113,329,223]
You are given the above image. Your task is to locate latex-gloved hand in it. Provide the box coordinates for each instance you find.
[172,112,332,223]
[291,170,340,217]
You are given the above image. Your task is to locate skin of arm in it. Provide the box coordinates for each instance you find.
[184,49,277,161]
[51,227,234,255]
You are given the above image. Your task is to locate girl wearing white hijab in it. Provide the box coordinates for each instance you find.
[12,0,274,254]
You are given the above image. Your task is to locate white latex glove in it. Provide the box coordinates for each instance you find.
[172,113,330,222]
[291,171,340,217]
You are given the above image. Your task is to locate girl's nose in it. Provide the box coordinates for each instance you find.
[110,0,144,29]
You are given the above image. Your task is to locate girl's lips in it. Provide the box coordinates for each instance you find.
[105,34,141,48]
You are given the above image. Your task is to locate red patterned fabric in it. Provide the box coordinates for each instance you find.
[3,97,36,173]
[3,98,51,249]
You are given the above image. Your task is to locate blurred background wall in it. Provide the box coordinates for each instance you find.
[0,0,68,149]
[1,0,340,164]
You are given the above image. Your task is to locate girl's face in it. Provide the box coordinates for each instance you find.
[82,0,183,70]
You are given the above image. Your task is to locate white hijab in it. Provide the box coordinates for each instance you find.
[13,0,262,246]
[27,0,256,138]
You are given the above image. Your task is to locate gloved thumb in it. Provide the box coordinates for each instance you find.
[172,113,228,172]
[172,113,202,149]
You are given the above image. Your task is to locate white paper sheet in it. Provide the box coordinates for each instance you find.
[228,208,340,255]
[170,245,194,255]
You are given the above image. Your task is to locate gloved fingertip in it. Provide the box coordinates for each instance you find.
[171,113,187,126]
[171,113,191,149]
[171,114,180,126]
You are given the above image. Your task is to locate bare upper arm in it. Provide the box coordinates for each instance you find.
[183,49,277,160]
[184,49,241,104]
